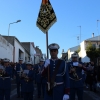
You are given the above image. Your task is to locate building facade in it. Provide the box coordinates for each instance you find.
[67,35,100,62]
[67,45,80,61]
[0,35,13,62]
[34,46,43,64]
[80,36,100,62]
[21,42,36,64]
[3,36,29,63]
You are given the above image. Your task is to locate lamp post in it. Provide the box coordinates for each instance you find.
[97,20,100,42]
[8,20,21,36]
[97,20,100,35]
[77,36,79,45]
[7,20,21,62]
[77,26,81,43]
[77,26,81,59]
[46,31,49,59]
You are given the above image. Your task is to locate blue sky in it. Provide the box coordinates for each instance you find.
[0,0,100,57]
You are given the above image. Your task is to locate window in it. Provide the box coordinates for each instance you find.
[92,44,96,48]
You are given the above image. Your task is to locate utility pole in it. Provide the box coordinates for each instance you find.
[77,26,81,43]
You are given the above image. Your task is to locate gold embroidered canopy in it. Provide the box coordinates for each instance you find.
[36,0,57,33]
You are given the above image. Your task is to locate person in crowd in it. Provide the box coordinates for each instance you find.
[36,58,46,98]
[42,43,70,100]
[87,61,97,92]
[67,53,87,100]
[0,58,12,100]
[15,58,26,98]
[21,61,34,100]
[97,63,100,88]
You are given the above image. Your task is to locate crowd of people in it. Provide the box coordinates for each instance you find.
[0,43,100,100]
[82,61,100,92]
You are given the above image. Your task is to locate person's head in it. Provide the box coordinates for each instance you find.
[71,53,79,62]
[3,58,10,67]
[90,61,94,65]
[26,61,32,70]
[48,43,60,59]
[39,59,44,65]
[19,58,23,64]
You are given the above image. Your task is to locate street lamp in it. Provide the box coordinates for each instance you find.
[8,20,21,36]
[77,26,81,43]
[77,36,79,45]
[97,20,100,42]
[97,20,100,35]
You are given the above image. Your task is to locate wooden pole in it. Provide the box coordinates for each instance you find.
[46,31,49,59]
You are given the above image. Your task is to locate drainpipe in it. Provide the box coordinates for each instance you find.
[13,47,15,62]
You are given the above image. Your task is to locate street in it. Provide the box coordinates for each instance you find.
[10,80,100,100]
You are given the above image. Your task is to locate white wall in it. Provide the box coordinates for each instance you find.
[14,39,25,63]
[25,52,30,63]
[80,41,90,62]
[30,43,36,64]
[70,51,74,58]
[0,35,13,61]
[68,50,70,60]
[35,56,40,64]
[68,50,74,60]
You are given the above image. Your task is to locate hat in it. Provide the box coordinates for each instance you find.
[26,61,32,65]
[48,43,60,50]
[71,53,79,58]
[40,58,45,62]
[3,58,10,62]
[19,58,23,61]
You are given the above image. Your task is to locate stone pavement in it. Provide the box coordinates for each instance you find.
[10,80,100,100]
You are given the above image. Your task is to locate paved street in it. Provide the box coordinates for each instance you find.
[11,79,43,100]
[10,80,100,100]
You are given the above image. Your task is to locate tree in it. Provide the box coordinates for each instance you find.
[75,46,80,53]
[86,41,100,61]
[95,48,100,57]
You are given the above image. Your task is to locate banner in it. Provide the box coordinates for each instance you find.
[36,0,57,33]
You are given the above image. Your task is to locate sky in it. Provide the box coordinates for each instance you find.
[0,0,100,58]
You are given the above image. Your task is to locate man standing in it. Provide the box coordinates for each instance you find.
[15,58,26,98]
[67,53,86,100]
[42,43,70,100]
[36,59,46,98]
[0,58,12,100]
